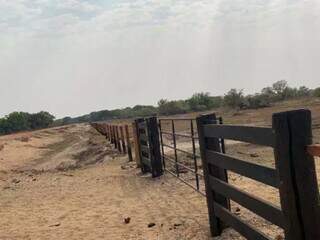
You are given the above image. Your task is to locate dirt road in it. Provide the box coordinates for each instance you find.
[0,124,216,240]
[4,122,318,239]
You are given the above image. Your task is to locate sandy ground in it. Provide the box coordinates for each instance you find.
[0,124,214,240]
[1,98,319,240]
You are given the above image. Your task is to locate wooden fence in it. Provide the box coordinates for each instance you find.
[91,109,320,240]
[90,122,133,162]
[197,109,320,240]
[134,117,163,177]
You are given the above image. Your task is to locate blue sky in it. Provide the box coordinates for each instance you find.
[0,0,320,118]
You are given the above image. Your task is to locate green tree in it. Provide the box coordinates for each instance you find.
[158,99,188,115]
[29,111,55,129]
[188,92,214,111]
[6,112,31,133]
[313,87,320,97]
[224,89,245,109]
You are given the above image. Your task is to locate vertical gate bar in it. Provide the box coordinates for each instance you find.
[125,125,133,162]
[218,117,226,154]
[158,119,166,170]
[191,120,200,191]
[147,117,163,177]
[120,126,127,153]
[172,120,179,176]
[133,120,142,167]
[197,114,230,236]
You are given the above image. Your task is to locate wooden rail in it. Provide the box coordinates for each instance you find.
[92,109,319,240]
[197,110,320,240]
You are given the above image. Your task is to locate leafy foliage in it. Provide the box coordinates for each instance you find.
[314,87,320,98]
[224,89,245,109]
[158,99,188,115]
[3,81,316,132]
[0,111,55,135]
[186,93,222,111]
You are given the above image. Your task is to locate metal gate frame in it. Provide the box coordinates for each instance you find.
[158,115,224,195]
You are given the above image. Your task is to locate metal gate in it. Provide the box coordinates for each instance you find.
[158,114,224,195]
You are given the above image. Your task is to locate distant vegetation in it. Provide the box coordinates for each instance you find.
[1,80,319,135]
[56,80,319,125]
[0,111,55,135]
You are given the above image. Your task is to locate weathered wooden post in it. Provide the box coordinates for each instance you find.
[273,109,320,240]
[125,125,133,162]
[133,121,141,167]
[147,116,163,177]
[196,113,230,236]
[113,125,118,149]
[119,126,127,153]
[108,124,112,142]
[106,124,110,140]
[109,125,113,143]
[115,125,122,153]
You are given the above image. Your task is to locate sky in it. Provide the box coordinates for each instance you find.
[0,0,319,118]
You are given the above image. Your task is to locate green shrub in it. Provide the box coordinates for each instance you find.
[224,89,245,109]
[314,87,320,97]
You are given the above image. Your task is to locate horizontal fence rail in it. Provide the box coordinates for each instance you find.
[197,110,320,240]
[92,109,320,240]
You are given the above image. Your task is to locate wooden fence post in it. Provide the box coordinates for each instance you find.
[113,125,118,149]
[110,125,114,144]
[147,116,163,177]
[116,126,122,153]
[196,113,230,236]
[105,124,108,140]
[133,120,142,167]
[125,125,133,162]
[273,109,320,240]
[120,126,127,153]
[106,124,110,141]
[109,124,112,142]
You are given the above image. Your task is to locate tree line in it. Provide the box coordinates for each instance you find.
[56,80,320,125]
[1,80,319,135]
[0,111,55,135]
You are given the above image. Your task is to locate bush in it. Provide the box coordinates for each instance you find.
[188,92,219,111]
[0,111,55,135]
[158,99,188,115]
[244,94,272,109]
[224,89,245,109]
[314,87,320,97]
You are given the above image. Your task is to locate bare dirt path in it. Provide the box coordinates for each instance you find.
[1,122,317,239]
[0,124,214,240]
